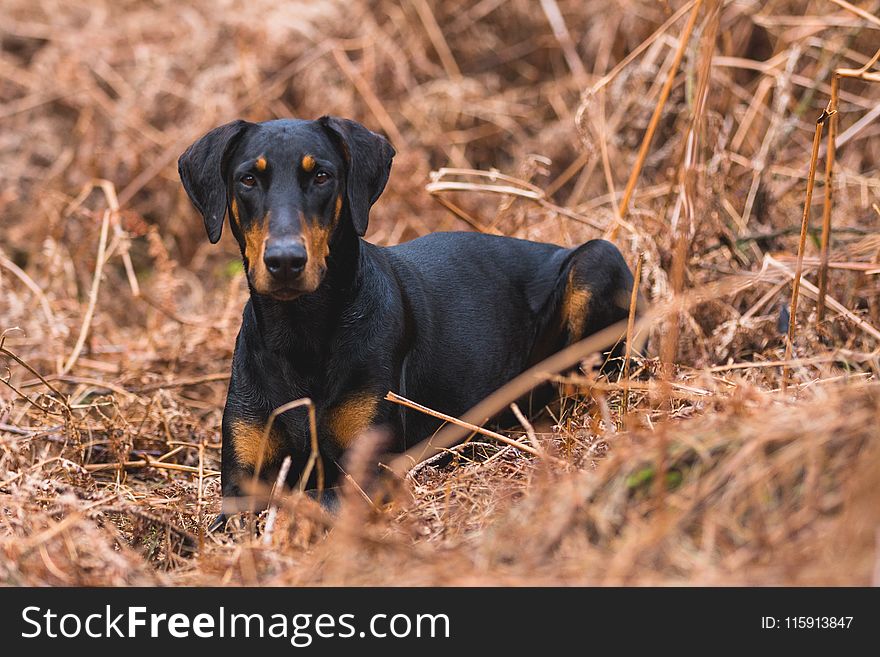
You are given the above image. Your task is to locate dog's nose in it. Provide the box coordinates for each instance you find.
[264,241,308,280]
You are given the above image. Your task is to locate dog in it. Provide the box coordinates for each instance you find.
[178,116,636,527]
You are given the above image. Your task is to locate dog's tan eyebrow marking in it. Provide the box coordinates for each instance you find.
[255,156,267,171]
[301,155,316,172]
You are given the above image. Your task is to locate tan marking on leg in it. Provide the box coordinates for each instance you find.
[301,155,316,172]
[255,156,267,171]
[562,269,592,339]
[299,215,330,292]
[230,419,283,472]
[326,394,378,448]
[244,214,271,292]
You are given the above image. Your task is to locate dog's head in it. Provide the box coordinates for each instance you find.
[178,117,394,300]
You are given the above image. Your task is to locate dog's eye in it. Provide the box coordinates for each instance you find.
[314,171,331,185]
[240,174,257,187]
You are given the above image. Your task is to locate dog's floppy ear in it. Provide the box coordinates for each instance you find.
[178,120,252,243]
[318,116,395,236]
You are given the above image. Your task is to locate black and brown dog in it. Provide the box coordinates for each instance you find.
[178,117,635,527]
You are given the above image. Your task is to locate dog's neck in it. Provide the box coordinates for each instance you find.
[247,227,363,362]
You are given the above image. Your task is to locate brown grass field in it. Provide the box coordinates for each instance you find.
[2,0,880,586]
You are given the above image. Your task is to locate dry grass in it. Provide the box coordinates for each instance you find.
[2,0,880,586]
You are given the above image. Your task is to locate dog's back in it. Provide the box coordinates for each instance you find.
[380,232,633,444]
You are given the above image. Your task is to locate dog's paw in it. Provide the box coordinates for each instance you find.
[208,512,229,533]
[306,487,340,513]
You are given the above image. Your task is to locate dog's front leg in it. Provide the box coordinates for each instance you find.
[211,404,285,531]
